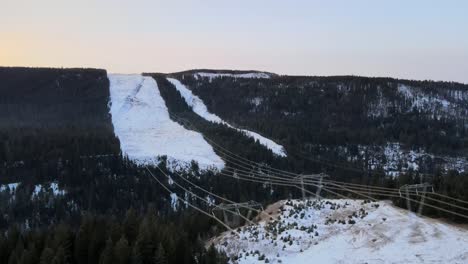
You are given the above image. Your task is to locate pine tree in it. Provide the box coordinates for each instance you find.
[8,236,24,264]
[39,248,54,264]
[18,249,34,264]
[114,236,130,264]
[51,246,66,264]
[123,209,138,244]
[130,244,142,264]
[0,234,9,264]
[134,216,157,264]
[53,224,73,264]
[204,245,219,264]
[98,239,113,264]
[153,243,167,264]
[74,217,92,264]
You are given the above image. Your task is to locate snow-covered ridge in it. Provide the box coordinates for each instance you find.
[193,72,271,81]
[167,78,287,157]
[108,74,225,170]
[214,199,468,264]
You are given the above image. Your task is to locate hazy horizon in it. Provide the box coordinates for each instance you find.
[1,0,468,83]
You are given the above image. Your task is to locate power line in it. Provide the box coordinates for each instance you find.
[215,165,468,220]
[150,165,257,226]
[160,163,273,220]
[166,109,468,219]
[144,166,238,235]
[222,157,468,215]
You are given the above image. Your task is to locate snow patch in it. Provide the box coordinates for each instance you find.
[250,97,263,107]
[170,193,179,211]
[314,143,467,176]
[206,195,216,206]
[108,74,225,170]
[398,84,451,111]
[32,182,66,198]
[193,72,271,81]
[0,182,19,193]
[167,78,287,157]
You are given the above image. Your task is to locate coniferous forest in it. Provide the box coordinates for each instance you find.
[0,67,467,263]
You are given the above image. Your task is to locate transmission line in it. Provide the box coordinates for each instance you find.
[144,166,238,235]
[166,109,468,219]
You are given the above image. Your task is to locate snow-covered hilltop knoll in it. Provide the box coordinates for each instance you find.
[213,199,468,264]
[108,74,225,170]
[193,71,272,81]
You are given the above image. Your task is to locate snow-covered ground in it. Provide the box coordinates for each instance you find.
[368,83,468,120]
[398,84,451,112]
[369,83,468,120]
[167,78,287,157]
[32,182,65,198]
[365,143,467,176]
[310,143,467,176]
[193,72,271,81]
[213,199,468,264]
[108,74,225,170]
[0,182,19,193]
[170,193,179,211]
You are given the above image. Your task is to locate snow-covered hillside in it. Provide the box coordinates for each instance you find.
[108,74,224,170]
[167,78,287,157]
[213,199,468,264]
[308,143,467,176]
[368,83,468,119]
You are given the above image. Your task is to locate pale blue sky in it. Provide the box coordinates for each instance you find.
[1,0,467,82]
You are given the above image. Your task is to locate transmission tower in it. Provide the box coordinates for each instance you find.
[212,201,263,227]
[296,173,329,201]
[399,183,434,216]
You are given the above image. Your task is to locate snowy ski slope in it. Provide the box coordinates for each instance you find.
[167,78,287,157]
[108,74,224,170]
[213,199,468,264]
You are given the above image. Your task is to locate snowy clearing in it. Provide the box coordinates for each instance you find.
[108,74,225,170]
[167,78,287,157]
[213,199,468,264]
[193,72,271,81]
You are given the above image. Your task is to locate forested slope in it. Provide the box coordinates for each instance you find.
[0,67,120,183]
[172,71,468,177]
[1,67,467,263]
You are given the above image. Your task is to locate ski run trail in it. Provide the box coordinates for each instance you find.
[167,77,287,157]
[108,74,224,171]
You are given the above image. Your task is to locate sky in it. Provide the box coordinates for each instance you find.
[1,0,467,83]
